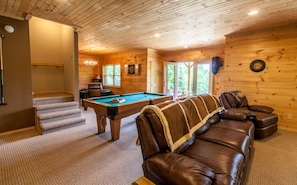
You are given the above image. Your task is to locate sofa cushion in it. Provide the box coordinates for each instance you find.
[252,111,278,128]
[230,90,249,107]
[255,123,278,139]
[142,108,170,152]
[219,108,253,121]
[219,92,238,109]
[135,114,161,160]
[213,119,254,138]
[197,127,251,158]
[249,105,274,114]
[143,153,215,185]
[179,98,222,134]
[189,94,223,118]
[141,102,193,152]
[182,139,245,185]
[141,97,223,153]
[199,94,222,112]
[179,98,203,131]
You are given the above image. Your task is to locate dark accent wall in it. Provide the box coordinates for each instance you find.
[0,16,34,133]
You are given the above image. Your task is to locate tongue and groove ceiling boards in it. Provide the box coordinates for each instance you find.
[1,0,297,54]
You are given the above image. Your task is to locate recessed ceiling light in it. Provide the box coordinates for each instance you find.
[248,10,258,16]
[154,33,160,37]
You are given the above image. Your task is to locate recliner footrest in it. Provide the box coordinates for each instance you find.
[252,112,278,128]
[255,123,278,139]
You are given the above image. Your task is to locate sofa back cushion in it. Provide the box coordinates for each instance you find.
[219,91,249,108]
[140,94,224,153]
[230,90,249,107]
[142,102,193,153]
[219,92,238,108]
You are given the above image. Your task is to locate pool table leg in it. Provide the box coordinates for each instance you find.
[110,119,121,141]
[95,111,107,134]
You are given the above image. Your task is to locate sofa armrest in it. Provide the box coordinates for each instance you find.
[248,105,274,114]
[219,108,254,121]
[143,153,215,185]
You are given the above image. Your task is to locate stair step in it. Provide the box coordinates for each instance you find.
[40,117,86,134]
[38,109,82,124]
[35,102,78,114]
[33,96,74,105]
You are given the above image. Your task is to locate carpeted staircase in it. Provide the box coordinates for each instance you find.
[33,93,86,134]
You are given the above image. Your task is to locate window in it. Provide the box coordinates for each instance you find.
[103,64,121,87]
[164,61,212,99]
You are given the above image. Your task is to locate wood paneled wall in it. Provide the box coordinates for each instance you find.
[98,49,148,94]
[78,24,297,133]
[147,48,164,93]
[217,24,297,132]
[78,54,99,90]
[162,47,225,62]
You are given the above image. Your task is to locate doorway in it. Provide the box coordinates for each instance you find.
[164,60,212,99]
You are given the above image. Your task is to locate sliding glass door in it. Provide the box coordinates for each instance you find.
[164,61,212,99]
[164,63,176,97]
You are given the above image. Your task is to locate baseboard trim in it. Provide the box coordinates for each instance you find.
[0,126,35,136]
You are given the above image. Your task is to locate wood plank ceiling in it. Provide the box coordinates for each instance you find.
[1,0,297,55]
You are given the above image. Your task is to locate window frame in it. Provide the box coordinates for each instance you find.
[103,64,121,87]
[164,60,213,99]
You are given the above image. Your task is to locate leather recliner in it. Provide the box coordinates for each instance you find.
[219,90,278,139]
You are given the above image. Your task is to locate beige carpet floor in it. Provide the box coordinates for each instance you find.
[1,107,297,185]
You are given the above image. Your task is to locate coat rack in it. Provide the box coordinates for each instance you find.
[0,35,7,105]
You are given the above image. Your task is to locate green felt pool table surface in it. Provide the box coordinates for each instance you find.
[91,92,169,106]
[83,92,172,140]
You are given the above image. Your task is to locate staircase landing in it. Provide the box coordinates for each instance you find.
[33,92,86,134]
[33,92,74,105]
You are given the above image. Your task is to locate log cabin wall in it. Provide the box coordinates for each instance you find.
[162,46,225,95]
[78,54,99,90]
[219,23,297,132]
[147,48,164,93]
[98,49,148,94]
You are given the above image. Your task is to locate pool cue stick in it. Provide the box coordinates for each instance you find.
[0,35,6,104]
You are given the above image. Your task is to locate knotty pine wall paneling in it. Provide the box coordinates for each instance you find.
[78,54,99,90]
[147,48,164,93]
[98,49,148,94]
[220,24,297,132]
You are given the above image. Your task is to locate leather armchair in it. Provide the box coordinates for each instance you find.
[219,90,278,139]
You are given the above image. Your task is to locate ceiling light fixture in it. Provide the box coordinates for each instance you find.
[248,10,258,16]
[154,33,160,37]
[83,59,97,66]
[4,25,14,33]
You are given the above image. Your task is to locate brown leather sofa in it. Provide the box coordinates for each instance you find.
[219,90,278,139]
[136,94,254,185]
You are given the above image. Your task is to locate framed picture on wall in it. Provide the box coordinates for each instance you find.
[124,64,140,75]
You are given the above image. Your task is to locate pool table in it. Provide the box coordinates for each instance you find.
[83,92,172,140]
